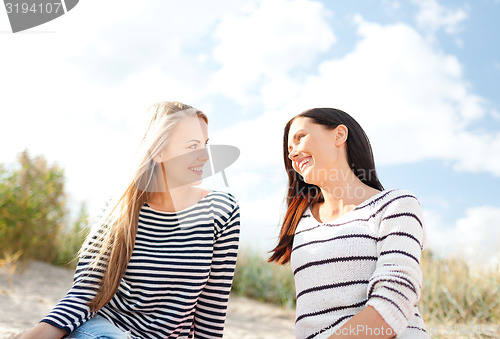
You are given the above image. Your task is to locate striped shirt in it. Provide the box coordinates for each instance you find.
[291,189,430,339]
[41,190,240,338]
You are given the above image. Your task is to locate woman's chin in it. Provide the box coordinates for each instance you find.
[301,173,319,186]
[300,169,311,182]
[185,177,203,187]
[191,179,202,186]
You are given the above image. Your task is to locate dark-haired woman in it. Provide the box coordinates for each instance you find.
[270,108,430,338]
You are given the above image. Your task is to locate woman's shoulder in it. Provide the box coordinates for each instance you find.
[206,191,240,232]
[367,188,420,205]
[384,188,420,202]
[371,189,426,244]
[205,190,239,209]
[369,188,423,218]
[352,189,422,219]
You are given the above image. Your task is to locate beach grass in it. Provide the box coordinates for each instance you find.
[419,250,500,330]
[232,248,500,329]
[231,248,296,309]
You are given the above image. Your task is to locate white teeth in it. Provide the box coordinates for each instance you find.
[298,157,310,172]
[190,167,203,172]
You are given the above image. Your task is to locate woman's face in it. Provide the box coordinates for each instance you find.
[158,115,209,188]
[287,117,347,186]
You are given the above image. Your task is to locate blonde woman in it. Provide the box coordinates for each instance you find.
[270,108,429,338]
[21,102,240,338]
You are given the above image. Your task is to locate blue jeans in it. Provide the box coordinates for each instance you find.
[67,315,131,339]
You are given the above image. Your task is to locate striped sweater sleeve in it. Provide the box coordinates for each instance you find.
[40,234,105,333]
[40,202,111,334]
[366,190,425,336]
[193,197,240,338]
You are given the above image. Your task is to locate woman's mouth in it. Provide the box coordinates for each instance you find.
[189,167,203,175]
[298,157,311,173]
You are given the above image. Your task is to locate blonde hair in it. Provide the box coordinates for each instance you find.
[82,101,208,312]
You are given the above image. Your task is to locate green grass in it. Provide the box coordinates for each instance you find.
[232,248,296,309]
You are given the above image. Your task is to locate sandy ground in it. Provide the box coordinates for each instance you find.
[0,261,295,339]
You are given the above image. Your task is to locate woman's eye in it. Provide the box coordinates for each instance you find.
[298,134,305,140]
[188,144,197,149]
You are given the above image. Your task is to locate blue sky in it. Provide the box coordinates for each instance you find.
[1,0,499,267]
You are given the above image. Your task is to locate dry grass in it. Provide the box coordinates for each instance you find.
[232,249,295,309]
[232,248,500,335]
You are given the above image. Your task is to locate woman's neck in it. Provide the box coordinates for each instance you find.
[316,167,380,221]
[148,186,201,212]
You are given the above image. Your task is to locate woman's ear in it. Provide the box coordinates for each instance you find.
[334,124,348,146]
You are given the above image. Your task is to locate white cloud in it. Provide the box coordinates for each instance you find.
[260,76,303,110]
[0,0,253,217]
[382,0,401,11]
[210,0,336,103]
[200,11,500,251]
[450,130,500,175]
[0,32,201,215]
[492,109,500,121]
[199,11,500,258]
[2,0,499,254]
[238,189,287,252]
[243,15,500,175]
[422,209,456,256]
[454,206,500,269]
[64,0,252,89]
[424,206,500,270]
[412,0,468,35]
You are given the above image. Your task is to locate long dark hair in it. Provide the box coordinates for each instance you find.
[269,108,384,264]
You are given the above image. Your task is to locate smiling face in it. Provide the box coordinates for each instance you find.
[287,117,348,186]
[156,115,209,188]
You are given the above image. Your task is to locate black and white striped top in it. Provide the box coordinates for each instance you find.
[41,190,240,338]
[291,189,430,339]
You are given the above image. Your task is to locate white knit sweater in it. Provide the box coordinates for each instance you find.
[291,189,430,339]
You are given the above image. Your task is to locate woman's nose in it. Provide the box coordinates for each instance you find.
[288,148,299,161]
[198,147,209,161]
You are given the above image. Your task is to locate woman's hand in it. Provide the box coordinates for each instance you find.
[19,322,67,339]
[327,306,396,338]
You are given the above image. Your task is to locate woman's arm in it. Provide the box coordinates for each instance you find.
[19,322,67,339]
[24,202,113,335]
[327,306,395,338]
[193,195,240,338]
[37,237,104,333]
[331,190,425,338]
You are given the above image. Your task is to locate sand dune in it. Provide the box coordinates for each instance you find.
[0,261,295,339]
